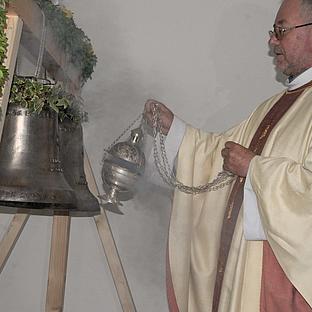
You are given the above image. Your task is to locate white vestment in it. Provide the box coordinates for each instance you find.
[169,87,312,311]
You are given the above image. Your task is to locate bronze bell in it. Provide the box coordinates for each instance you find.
[58,119,101,217]
[0,103,77,216]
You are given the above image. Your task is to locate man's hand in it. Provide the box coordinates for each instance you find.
[144,99,174,135]
[221,141,256,177]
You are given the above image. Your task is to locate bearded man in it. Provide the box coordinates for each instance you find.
[144,0,312,311]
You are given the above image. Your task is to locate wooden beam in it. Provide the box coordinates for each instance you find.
[45,215,71,312]
[0,15,23,140]
[8,0,81,92]
[0,214,29,274]
[84,152,137,312]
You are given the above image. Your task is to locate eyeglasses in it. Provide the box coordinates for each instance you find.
[269,22,312,40]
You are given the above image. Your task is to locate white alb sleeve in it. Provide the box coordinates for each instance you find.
[243,167,267,240]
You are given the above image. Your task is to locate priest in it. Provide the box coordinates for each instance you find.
[144,0,312,311]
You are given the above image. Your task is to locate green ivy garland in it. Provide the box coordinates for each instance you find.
[0,0,98,92]
[0,0,9,97]
[0,1,95,118]
[9,76,87,122]
[34,0,97,85]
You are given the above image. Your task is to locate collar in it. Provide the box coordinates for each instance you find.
[286,67,312,91]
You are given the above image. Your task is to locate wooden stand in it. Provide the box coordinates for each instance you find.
[0,9,136,312]
[0,153,137,312]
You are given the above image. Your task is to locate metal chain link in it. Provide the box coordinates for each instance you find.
[103,114,143,154]
[151,104,235,194]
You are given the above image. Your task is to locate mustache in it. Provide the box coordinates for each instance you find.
[273,47,283,55]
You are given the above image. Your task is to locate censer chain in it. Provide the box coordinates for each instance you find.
[151,104,235,194]
[104,114,143,155]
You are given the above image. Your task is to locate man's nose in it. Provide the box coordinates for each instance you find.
[268,33,279,46]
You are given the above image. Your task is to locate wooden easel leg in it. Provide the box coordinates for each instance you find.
[0,213,29,274]
[0,15,23,137]
[45,215,71,312]
[0,14,26,276]
[84,151,137,312]
[94,214,137,312]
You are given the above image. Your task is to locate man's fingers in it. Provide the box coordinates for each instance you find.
[143,99,174,135]
[145,99,165,111]
[221,141,255,177]
[224,141,239,149]
[221,147,229,158]
[144,100,159,123]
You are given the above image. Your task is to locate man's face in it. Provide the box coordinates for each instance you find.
[269,0,312,77]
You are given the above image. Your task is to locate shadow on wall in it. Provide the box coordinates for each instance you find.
[78,0,145,120]
[72,3,173,310]
[79,0,152,210]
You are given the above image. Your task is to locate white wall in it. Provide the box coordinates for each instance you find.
[0,1,284,311]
